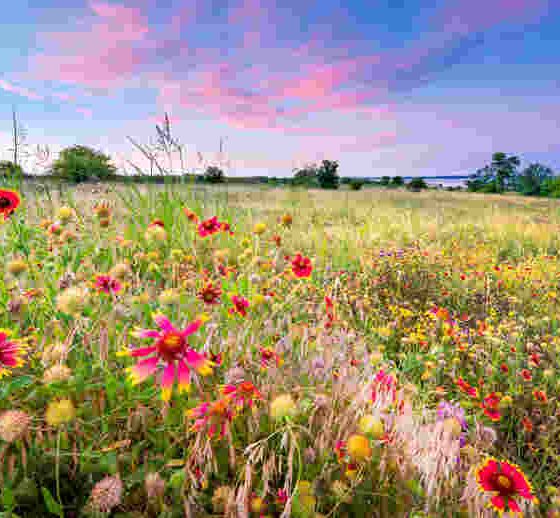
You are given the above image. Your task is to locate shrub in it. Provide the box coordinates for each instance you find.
[51,145,116,182]
[391,176,404,187]
[317,159,340,189]
[293,165,319,187]
[204,165,225,184]
[406,177,428,191]
[0,160,24,178]
[349,179,365,190]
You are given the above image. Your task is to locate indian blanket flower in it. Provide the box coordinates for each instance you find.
[197,282,222,305]
[94,275,122,294]
[123,313,213,401]
[183,207,199,223]
[456,377,479,398]
[198,216,222,237]
[188,397,233,438]
[0,189,20,220]
[481,392,502,422]
[475,458,536,514]
[221,381,262,411]
[0,329,26,378]
[229,295,249,317]
[371,369,398,407]
[291,253,312,278]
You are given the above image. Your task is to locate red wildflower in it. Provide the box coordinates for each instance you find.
[481,392,501,422]
[221,381,262,410]
[500,363,509,374]
[520,369,532,381]
[198,216,222,237]
[229,295,249,317]
[521,417,533,433]
[291,253,312,278]
[0,330,27,378]
[220,221,234,235]
[335,440,346,463]
[197,282,222,305]
[94,275,122,294]
[0,189,20,220]
[456,377,479,398]
[476,458,536,514]
[533,390,547,403]
[148,219,165,228]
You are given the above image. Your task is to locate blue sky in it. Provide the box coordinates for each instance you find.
[0,0,559,177]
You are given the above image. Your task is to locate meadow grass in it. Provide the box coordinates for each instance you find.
[1,181,559,517]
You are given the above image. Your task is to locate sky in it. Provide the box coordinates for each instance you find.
[0,0,559,177]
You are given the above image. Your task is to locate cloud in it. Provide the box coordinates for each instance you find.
[0,78,44,101]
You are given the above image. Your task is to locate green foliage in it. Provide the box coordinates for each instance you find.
[349,179,365,190]
[317,159,340,189]
[468,152,520,193]
[0,160,24,178]
[203,165,225,183]
[406,177,428,191]
[292,165,319,187]
[540,176,560,198]
[380,175,391,186]
[516,163,553,196]
[391,176,404,187]
[51,145,116,183]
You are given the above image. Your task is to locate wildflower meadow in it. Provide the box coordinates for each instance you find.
[1,181,560,517]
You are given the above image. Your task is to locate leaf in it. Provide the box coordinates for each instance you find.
[41,487,62,516]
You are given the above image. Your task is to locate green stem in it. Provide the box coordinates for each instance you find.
[55,430,63,516]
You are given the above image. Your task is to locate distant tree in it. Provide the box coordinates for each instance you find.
[51,145,116,182]
[491,152,520,192]
[317,159,340,189]
[204,165,225,183]
[406,177,428,191]
[391,176,404,187]
[380,176,391,186]
[516,163,553,196]
[0,160,24,179]
[292,164,319,186]
[539,175,560,198]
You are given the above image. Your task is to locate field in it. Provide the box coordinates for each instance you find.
[1,181,560,517]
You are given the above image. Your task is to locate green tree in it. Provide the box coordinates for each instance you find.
[391,176,404,187]
[516,163,553,196]
[317,160,340,189]
[406,177,428,191]
[204,165,225,183]
[51,145,116,182]
[292,165,319,187]
[380,176,391,186]
[491,152,520,192]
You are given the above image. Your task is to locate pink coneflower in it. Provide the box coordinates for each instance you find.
[0,330,26,378]
[122,314,213,401]
[198,216,222,237]
[229,295,249,317]
[94,275,122,294]
[291,253,312,278]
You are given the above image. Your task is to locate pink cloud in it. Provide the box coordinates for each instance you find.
[0,79,44,101]
[32,1,149,90]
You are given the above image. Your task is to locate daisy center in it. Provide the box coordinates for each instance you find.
[0,197,12,208]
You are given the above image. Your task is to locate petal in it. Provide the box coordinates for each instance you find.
[177,360,191,394]
[181,319,202,337]
[161,362,176,401]
[133,328,160,339]
[153,313,175,334]
[185,348,213,376]
[128,356,159,385]
[490,495,506,512]
[507,498,521,514]
[129,346,157,358]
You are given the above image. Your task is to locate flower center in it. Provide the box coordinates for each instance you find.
[496,475,512,492]
[157,332,185,361]
[0,197,12,209]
